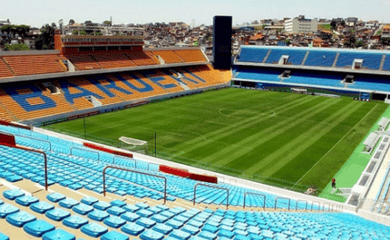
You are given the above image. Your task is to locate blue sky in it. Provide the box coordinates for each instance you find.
[1,0,389,28]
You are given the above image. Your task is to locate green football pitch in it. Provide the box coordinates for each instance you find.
[44,88,388,193]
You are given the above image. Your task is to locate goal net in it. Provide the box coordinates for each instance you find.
[119,136,148,155]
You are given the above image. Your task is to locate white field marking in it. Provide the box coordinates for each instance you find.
[205,120,230,126]
[183,130,207,141]
[291,103,378,189]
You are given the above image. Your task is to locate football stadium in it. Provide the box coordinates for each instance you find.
[0,16,389,240]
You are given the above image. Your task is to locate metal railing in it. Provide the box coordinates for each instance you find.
[296,200,307,211]
[16,134,52,151]
[193,183,229,209]
[243,192,266,210]
[70,146,100,161]
[275,197,290,211]
[102,166,167,204]
[1,143,48,191]
[311,201,320,211]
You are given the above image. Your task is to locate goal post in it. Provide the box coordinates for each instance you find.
[119,136,148,155]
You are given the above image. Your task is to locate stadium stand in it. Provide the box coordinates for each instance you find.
[0,124,389,239]
[125,51,159,66]
[174,49,207,62]
[64,54,102,70]
[0,58,14,78]
[336,52,383,70]
[91,53,136,69]
[304,50,337,67]
[150,50,185,64]
[236,46,269,63]
[233,66,283,82]
[265,48,307,65]
[349,75,390,92]
[283,71,345,88]
[3,54,66,76]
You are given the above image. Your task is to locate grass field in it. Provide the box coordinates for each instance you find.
[44,88,388,194]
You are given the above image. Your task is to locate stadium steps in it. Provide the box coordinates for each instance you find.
[301,51,310,65]
[380,55,387,71]
[150,50,185,64]
[173,49,207,63]
[0,57,15,78]
[0,101,18,122]
[64,54,102,71]
[332,52,340,67]
[262,49,272,63]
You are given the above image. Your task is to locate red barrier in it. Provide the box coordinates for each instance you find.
[0,132,16,146]
[159,165,190,178]
[189,173,218,184]
[83,142,133,158]
[0,119,31,130]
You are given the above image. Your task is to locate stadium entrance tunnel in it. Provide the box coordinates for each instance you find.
[372,93,387,101]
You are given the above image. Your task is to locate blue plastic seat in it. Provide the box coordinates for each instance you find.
[73,203,94,215]
[136,202,149,209]
[120,212,141,222]
[123,204,139,212]
[42,229,76,240]
[30,201,54,214]
[6,211,36,227]
[93,201,111,211]
[46,192,66,203]
[81,222,108,237]
[169,230,191,240]
[152,223,173,235]
[5,174,22,182]
[81,196,99,206]
[59,198,79,209]
[166,219,183,229]
[198,230,217,240]
[104,216,126,228]
[0,232,9,240]
[100,231,129,240]
[181,225,200,235]
[121,222,145,236]
[62,215,89,229]
[88,210,110,222]
[0,203,19,218]
[107,206,126,216]
[3,189,25,200]
[137,209,154,218]
[139,229,164,240]
[110,199,127,208]
[137,217,157,228]
[45,208,71,221]
[15,195,39,206]
[23,220,55,237]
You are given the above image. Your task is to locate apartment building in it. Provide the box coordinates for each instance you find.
[285,15,318,33]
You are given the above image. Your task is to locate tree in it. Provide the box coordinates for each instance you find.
[356,40,365,48]
[381,37,390,45]
[51,22,57,29]
[69,19,75,25]
[330,20,337,30]
[72,30,86,35]
[85,20,93,26]
[35,24,55,50]
[340,20,346,27]
[103,20,111,26]
[4,43,29,51]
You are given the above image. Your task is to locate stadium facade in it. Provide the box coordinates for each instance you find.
[0,28,389,239]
